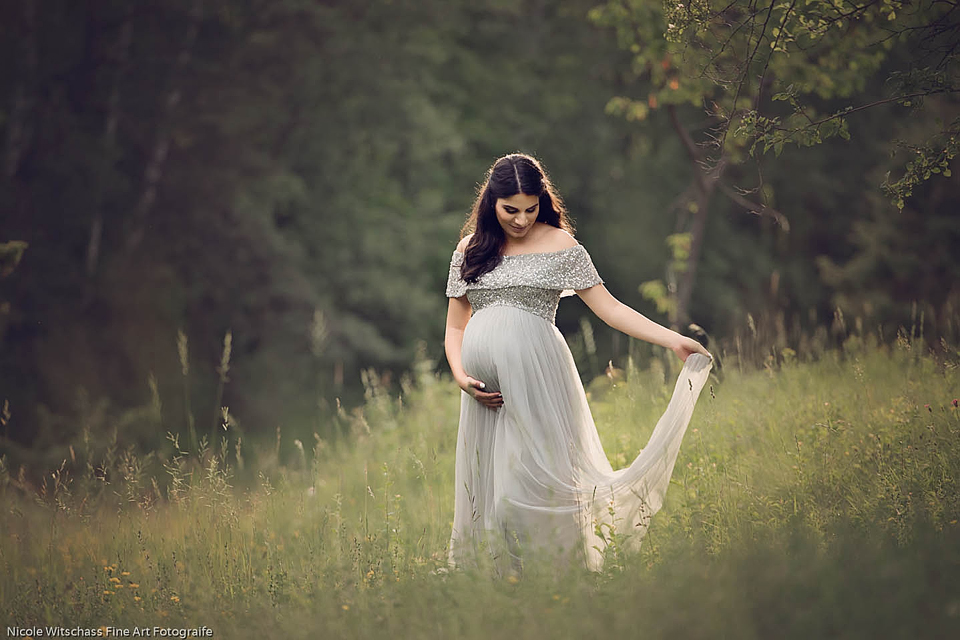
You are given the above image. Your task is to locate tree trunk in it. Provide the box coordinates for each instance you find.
[667,104,726,327]
[85,8,134,280]
[124,1,203,255]
[4,0,37,179]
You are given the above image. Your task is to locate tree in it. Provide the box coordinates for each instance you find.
[590,0,959,324]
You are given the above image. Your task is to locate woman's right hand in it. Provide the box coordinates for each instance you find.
[459,375,503,410]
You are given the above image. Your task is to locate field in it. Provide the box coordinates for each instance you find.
[2,335,960,639]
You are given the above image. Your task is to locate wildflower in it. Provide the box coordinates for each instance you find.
[953,399,958,408]
[134,596,141,602]
[103,590,113,595]
[170,595,180,603]
[121,571,130,576]
[110,577,121,584]
[129,583,139,588]
[925,404,932,412]
[507,575,520,585]
[342,604,350,611]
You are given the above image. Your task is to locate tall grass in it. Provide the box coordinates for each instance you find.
[1,329,959,638]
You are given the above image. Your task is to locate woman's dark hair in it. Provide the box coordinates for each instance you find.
[458,153,574,283]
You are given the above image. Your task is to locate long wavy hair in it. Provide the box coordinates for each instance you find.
[458,153,575,283]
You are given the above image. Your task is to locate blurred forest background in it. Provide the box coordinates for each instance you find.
[1,0,958,476]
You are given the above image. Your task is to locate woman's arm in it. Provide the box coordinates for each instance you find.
[444,295,503,409]
[444,296,472,387]
[576,284,711,362]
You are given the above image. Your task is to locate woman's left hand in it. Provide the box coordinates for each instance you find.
[671,335,712,362]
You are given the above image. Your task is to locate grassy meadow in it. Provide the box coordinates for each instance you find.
[2,332,960,639]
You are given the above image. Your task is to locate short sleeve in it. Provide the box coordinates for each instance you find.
[445,250,467,298]
[556,244,603,295]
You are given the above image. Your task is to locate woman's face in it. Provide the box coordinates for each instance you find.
[495,193,540,240]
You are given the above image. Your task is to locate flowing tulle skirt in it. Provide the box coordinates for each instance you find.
[448,305,712,575]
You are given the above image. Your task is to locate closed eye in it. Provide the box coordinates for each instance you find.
[505,205,538,213]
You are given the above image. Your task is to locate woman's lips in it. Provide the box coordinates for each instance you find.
[511,226,526,232]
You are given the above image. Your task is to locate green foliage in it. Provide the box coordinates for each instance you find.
[639,232,691,323]
[1,0,958,467]
[0,0,700,441]
[590,0,959,207]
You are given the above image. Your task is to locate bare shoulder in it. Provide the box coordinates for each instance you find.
[538,225,578,251]
[456,233,474,253]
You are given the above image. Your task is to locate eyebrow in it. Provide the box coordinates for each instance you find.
[503,202,538,210]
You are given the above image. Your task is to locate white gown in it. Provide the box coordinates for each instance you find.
[445,243,712,574]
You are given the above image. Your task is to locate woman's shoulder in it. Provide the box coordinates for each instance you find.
[455,233,474,253]
[536,225,578,251]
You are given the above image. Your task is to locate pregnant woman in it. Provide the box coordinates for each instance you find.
[444,152,713,577]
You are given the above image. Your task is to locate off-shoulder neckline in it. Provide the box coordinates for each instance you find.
[453,244,583,258]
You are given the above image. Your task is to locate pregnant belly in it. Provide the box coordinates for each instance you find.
[461,305,562,395]
[461,307,506,393]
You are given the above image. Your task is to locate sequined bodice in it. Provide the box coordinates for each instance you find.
[445,244,604,324]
